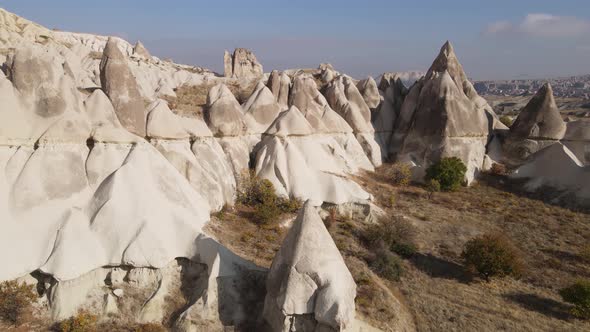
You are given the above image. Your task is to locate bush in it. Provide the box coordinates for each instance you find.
[0,280,37,325]
[425,157,467,192]
[461,232,524,281]
[135,323,167,332]
[490,163,508,176]
[385,163,412,186]
[56,311,98,332]
[559,280,590,319]
[252,201,282,225]
[500,115,513,127]
[371,249,403,281]
[364,216,417,258]
[425,179,441,199]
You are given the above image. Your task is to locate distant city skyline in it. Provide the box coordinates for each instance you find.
[1,0,589,80]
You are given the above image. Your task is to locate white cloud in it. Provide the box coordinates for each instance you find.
[485,13,590,38]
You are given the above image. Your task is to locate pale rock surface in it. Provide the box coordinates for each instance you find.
[510,143,590,203]
[263,202,356,332]
[503,84,566,165]
[390,42,490,184]
[223,48,263,79]
[562,120,590,165]
[242,81,281,133]
[356,77,381,109]
[205,83,247,137]
[372,75,407,159]
[132,40,151,59]
[267,70,291,109]
[255,106,372,205]
[100,37,147,136]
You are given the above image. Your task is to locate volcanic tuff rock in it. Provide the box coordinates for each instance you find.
[267,69,291,109]
[511,143,590,203]
[263,201,356,331]
[562,120,590,165]
[132,40,152,59]
[357,76,381,109]
[223,48,263,78]
[390,41,490,183]
[372,74,408,159]
[254,106,372,205]
[242,81,282,133]
[502,84,567,165]
[325,75,383,166]
[100,37,147,136]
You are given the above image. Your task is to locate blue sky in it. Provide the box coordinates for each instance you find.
[1,0,589,80]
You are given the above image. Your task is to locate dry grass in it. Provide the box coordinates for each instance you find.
[352,165,590,331]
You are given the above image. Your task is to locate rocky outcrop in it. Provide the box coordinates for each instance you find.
[132,40,151,59]
[372,75,408,160]
[325,75,382,166]
[357,76,381,109]
[205,83,246,137]
[562,120,590,165]
[389,41,490,183]
[223,48,263,79]
[242,81,282,133]
[267,70,291,109]
[254,106,372,205]
[263,202,356,331]
[502,84,566,165]
[100,37,147,136]
[510,143,590,203]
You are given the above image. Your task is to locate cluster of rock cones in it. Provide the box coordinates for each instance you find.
[0,7,588,332]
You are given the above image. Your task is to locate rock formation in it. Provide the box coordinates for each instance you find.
[263,202,356,331]
[100,37,147,136]
[325,75,383,166]
[254,106,372,205]
[502,84,566,165]
[510,143,590,203]
[372,75,408,159]
[267,70,291,109]
[242,81,282,133]
[389,41,490,183]
[357,76,381,109]
[132,40,151,59]
[562,120,590,165]
[223,48,263,79]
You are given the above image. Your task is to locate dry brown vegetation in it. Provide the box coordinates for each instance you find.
[162,78,259,119]
[353,166,590,331]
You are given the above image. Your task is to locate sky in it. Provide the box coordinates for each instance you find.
[1,0,589,80]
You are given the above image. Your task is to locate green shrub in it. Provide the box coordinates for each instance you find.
[425,157,467,192]
[252,201,282,225]
[499,115,513,127]
[56,310,98,332]
[386,163,412,186]
[461,232,524,281]
[371,249,403,281]
[0,280,37,325]
[559,280,590,319]
[364,216,417,258]
[277,197,302,214]
[425,179,441,199]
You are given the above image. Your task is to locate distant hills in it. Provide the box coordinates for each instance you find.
[474,75,590,99]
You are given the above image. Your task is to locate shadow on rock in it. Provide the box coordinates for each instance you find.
[504,292,572,320]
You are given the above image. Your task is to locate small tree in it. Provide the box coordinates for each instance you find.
[0,281,37,325]
[499,115,513,128]
[56,310,98,332]
[364,216,417,258]
[559,280,590,319]
[426,179,441,199]
[425,157,467,192]
[461,232,524,281]
[371,249,403,281]
[385,163,412,186]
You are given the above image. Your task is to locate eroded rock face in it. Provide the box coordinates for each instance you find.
[132,40,151,59]
[562,120,590,165]
[390,41,490,183]
[205,84,246,137]
[100,37,147,136]
[255,106,372,205]
[242,81,281,133]
[373,75,408,160]
[267,70,291,109]
[263,201,356,332]
[357,76,381,109]
[223,48,263,79]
